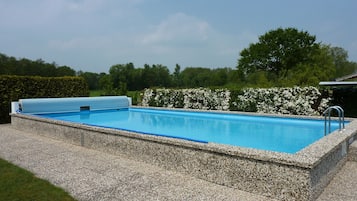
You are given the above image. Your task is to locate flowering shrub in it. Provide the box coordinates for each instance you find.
[141,88,231,111]
[141,87,330,115]
[143,88,184,108]
[231,86,330,115]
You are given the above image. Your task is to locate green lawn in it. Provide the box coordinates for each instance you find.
[89,90,103,97]
[89,90,142,105]
[0,158,76,201]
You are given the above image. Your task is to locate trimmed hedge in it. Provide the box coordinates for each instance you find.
[0,75,89,123]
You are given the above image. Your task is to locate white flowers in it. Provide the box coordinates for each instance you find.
[141,86,330,115]
[142,88,231,111]
[234,86,329,115]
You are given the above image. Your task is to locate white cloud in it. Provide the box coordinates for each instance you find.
[140,12,211,46]
[48,36,112,50]
[131,12,262,69]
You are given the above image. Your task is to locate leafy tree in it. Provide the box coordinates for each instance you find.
[235,28,353,86]
[153,64,172,87]
[180,67,234,88]
[109,63,135,92]
[129,68,143,90]
[141,64,171,88]
[327,46,357,78]
[0,52,76,77]
[56,66,76,76]
[211,68,229,86]
[226,69,241,86]
[141,64,156,88]
[286,45,335,86]
[78,71,101,90]
[181,67,211,87]
[329,47,348,69]
[105,63,172,92]
[237,27,319,82]
[246,71,272,87]
[99,74,115,95]
[0,53,11,74]
[172,64,182,87]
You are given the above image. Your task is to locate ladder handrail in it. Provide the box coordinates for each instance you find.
[333,106,345,129]
[323,106,345,136]
[333,105,345,129]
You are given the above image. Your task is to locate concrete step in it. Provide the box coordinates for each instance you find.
[348,141,357,162]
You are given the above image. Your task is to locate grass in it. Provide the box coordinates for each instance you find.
[89,90,103,97]
[89,90,142,105]
[0,158,76,201]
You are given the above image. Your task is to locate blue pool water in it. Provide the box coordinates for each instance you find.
[36,108,343,154]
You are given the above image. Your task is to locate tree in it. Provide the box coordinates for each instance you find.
[286,45,335,86]
[211,68,229,86]
[141,64,156,88]
[0,52,77,77]
[130,68,143,90]
[108,63,136,93]
[237,28,319,81]
[327,46,357,78]
[56,66,76,76]
[78,71,101,90]
[172,64,182,87]
[181,67,212,87]
[0,53,11,74]
[152,64,172,87]
[140,64,172,88]
[99,74,115,95]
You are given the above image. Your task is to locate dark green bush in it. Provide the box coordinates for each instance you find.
[0,75,89,123]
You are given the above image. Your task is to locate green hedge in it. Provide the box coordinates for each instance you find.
[0,75,89,123]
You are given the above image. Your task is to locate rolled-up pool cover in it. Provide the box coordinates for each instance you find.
[19,96,130,114]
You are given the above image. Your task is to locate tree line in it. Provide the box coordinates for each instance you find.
[1,27,357,94]
[78,64,240,95]
[0,53,76,77]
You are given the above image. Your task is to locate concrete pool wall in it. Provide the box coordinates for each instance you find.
[10,109,357,201]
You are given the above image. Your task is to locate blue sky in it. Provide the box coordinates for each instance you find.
[1,0,356,73]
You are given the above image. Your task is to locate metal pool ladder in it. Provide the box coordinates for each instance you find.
[323,106,345,136]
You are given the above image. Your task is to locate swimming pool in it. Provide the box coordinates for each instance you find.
[36,108,341,154]
[10,97,357,200]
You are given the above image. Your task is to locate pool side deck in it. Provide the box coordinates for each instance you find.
[1,124,357,201]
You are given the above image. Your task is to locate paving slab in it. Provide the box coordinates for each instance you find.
[0,124,277,201]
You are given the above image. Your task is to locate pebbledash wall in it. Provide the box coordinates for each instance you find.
[11,109,357,201]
